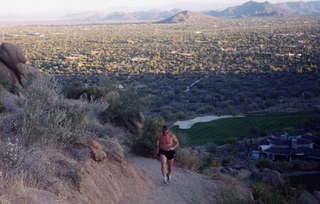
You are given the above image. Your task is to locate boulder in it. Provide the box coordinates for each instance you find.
[237,169,252,180]
[298,191,319,204]
[256,169,284,185]
[0,43,37,94]
[98,139,124,163]
[0,61,21,91]
[0,43,26,65]
[90,148,107,162]
[87,140,106,162]
[88,139,103,150]
[0,43,26,86]
[118,112,145,135]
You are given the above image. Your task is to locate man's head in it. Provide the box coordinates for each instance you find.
[162,125,168,133]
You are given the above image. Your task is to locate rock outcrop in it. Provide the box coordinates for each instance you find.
[125,112,145,135]
[112,112,145,135]
[7,139,151,204]
[0,43,37,94]
[253,169,284,186]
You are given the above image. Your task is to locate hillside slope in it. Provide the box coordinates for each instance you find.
[157,10,217,24]
[206,0,320,17]
[0,43,151,204]
[206,1,286,17]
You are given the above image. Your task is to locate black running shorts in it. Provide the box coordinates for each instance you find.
[159,149,176,160]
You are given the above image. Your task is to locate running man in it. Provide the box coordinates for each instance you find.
[155,125,180,184]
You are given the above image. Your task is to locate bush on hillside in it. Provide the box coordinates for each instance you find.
[251,181,300,204]
[200,155,221,172]
[0,75,109,147]
[63,76,119,101]
[175,148,201,171]
[209,187,254,204]
[100,86,150,124]
[131,117,165,157]
[256,158,272,169]
[0,101,5,113]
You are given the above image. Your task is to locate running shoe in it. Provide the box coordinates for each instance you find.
[167,175,172,183]
[163,176,168,184]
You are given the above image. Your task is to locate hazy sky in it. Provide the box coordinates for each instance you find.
[0,0,311,20]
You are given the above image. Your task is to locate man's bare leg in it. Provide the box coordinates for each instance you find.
[160,155,168,183]
[167,159,174,182]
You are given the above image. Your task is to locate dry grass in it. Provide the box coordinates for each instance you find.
[0,173,39,204]
[0,75,110,147]
[175,148,202,171]
[201,168,254,204]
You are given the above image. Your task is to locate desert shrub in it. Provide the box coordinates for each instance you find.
[201,169,253,204]
[131,117,165,157]
[208,187,254,204]
[256,158,272,169]
[0,75,108,146]
[100,86,150,123]
[175,148,201,171]
[0,141,21,168]
[0,101,5,113]
[221,158,232,166]
[63,76,118,100]
[277,161,294,172]
[200,155,221,172]
[165,111,186,121]
[63,82,112,101]
[196,105,214,114]
[224,137,237,144]
[206,144,218,154]
[251,182,299,204]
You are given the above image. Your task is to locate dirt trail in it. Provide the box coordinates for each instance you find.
[126,155,218,204]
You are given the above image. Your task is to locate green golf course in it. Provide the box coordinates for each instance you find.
[172,112,320,145]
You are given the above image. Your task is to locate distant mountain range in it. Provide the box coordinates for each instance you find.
[157,10,217,24]
[65,9,182,21]
[205,0,320,18]
[65,1,320,21]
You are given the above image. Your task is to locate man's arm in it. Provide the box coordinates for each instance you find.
[171,135,180,150]
[155,134,160,156]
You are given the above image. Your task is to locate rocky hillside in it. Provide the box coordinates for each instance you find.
[0,43,151,204]
[277,1,320,16]
[206,1,286,17]
[205,0,320,17]
[157,10,217,24]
